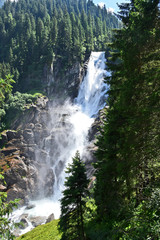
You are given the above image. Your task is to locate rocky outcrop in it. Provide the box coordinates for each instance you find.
[45,213,55,224]
[43,60,85,101]
[0,96,53,204]
[30,216,46,227]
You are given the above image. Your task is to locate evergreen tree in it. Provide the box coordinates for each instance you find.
[0,0,119,92]
[94,0,160,238]
[59,151,89,240]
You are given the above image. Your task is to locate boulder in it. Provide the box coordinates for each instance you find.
[45,213,55,223]
[19,218,29,229]
[13,229,21,238]
[30,216,46,227]
[25,204,35,210]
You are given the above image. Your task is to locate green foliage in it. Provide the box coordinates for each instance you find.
[121,189,160,239]
[0,172,19,240]
[17,220,61,240]
[84,197,97,223]
[0,74,15,130]
[7,91,39,111]
[3,91,41,128]
[94,0,160,238]
[0,74,15,107]
[0,0,119,92]
[59,151,89,240]
[0,77,41,131]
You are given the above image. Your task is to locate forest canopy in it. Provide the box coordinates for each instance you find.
[0,0,119,92]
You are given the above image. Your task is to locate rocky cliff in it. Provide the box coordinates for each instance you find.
[43,60,85,101]
[0,97,51,204]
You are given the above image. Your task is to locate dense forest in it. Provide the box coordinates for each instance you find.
[0,0,160,239]
[0,0,119,132]
[0,0,118,92]
[94,0,160,239]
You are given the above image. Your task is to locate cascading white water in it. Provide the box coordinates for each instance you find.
[11,52,109,234]
[76,52,109,117]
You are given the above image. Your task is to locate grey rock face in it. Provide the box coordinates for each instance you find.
[0,97,51,204]
[19,218,29,229]
[44,60,85,101]
[30,216,46,227]
[45,213,55,223]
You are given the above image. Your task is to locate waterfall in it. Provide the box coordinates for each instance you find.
[11,51,109,234]
[76,51,108,117]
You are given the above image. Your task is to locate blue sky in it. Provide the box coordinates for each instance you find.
[93,0,130,13]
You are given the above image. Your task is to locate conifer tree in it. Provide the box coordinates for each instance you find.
[0,0,119,91]
[95,0,160,233]
[59,151,89,240]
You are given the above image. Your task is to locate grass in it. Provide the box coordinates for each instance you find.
[17,220,61,240]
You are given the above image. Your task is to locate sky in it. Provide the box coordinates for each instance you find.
[93,0,130,13]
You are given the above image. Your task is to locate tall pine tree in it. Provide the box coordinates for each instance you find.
[59,151,89,240]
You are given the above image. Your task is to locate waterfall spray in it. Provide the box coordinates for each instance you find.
[11,52,109,234]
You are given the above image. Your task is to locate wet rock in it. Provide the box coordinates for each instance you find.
[1,147,19,156]
[0,184,7,191]
[82,142,98,178]
[26,147,36,159]
[55,161,64,177]
[5,158,28,184]
[28,164,38,178]
[6,130,17,141]
[5,140,18,147]
[33,130,43,145]
[20,213,29,219]
[19,218,29,229]
[13,229,21,238]
[38,150,48,163]
[27,123,35,130]
[25,204,35,210]
[34,123,42,129]
[45,213,55,223]
[30,216,46,227]
[88,118,100,141]
[23,129,34,144]
[44,169,55,197]
[7,184,26,202]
